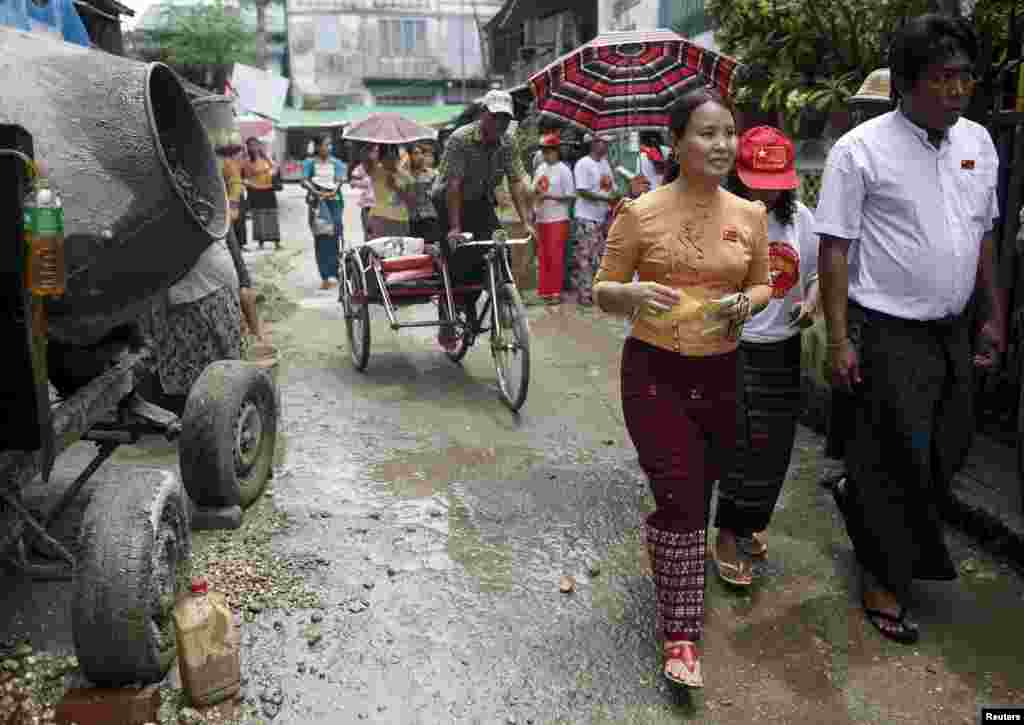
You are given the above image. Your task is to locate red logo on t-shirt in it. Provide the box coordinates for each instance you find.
[536,176,550,193]
[768,242,799,299]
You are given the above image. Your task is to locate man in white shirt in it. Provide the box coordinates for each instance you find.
[531,133,575,304]
[571,134,620,306]
[816,14,1004,646]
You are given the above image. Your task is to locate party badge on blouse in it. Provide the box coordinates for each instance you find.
[961,159,975,170]
[722,226,739,242]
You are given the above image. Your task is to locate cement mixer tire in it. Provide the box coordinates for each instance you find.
[179,361,278,509]
[73,467,191,686]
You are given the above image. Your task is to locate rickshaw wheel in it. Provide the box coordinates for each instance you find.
[73,468,191,686]
[492,283,530,412]
[344,258,371,371]
[179,361,279,509]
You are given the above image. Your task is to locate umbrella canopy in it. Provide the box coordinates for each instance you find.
[528,29,742,134]
[342,112,438,144]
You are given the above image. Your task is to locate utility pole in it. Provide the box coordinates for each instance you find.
[255,0,271,69]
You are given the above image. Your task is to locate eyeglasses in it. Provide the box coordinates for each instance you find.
[923,69,977,97]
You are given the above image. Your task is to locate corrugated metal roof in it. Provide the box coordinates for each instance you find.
[278,104,466,129]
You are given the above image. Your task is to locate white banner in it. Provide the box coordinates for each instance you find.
[230,63,290,121]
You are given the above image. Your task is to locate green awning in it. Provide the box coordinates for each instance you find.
[277,108,351,129]
[278,104,466,130]
[365,84,439,100]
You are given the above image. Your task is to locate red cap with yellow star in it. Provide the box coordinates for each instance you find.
[737,126,799,191]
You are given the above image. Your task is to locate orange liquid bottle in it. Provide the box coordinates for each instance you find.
[173,578,241,707]
[23,171,66,297]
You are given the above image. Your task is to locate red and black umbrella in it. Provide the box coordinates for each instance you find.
[528,30,742,134]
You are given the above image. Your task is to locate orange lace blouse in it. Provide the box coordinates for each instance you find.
[595,182,770,357]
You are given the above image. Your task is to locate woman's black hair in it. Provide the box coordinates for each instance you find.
[245,137,263,162]
[724,170,798,226]
[889,14,977,94]
[662,85,734,184]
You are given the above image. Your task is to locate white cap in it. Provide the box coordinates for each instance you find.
[583,133,614,144]
[480,89,514,116]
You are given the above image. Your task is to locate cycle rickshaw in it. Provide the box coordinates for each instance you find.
[338,231,532,412]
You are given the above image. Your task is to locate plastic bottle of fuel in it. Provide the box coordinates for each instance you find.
[23,163,66,297]
[173,578,241,707]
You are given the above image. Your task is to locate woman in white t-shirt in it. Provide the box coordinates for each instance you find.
[714,127,820,577]
[531,133,576,305]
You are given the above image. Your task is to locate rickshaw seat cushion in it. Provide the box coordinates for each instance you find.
[385,267,436,283]
[380,254,435,273]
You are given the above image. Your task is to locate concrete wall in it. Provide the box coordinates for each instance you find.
[287,0,502,105]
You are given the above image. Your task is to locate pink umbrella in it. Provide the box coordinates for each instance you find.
[342,112,438,144]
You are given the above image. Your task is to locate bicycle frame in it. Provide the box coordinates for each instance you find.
[341,237,528,340]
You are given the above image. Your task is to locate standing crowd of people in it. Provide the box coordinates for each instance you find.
[295,90,671,310]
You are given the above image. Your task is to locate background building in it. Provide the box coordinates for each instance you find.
[286,0,503,111]
[485,0,598,91]
[600,0,716,47]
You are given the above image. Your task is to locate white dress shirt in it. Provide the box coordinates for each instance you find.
[815,109,999,320]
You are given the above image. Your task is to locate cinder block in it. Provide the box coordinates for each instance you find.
[55,685,160,725]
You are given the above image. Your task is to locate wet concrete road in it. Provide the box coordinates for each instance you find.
[239,188,1024,724]
[1,185,1022,724]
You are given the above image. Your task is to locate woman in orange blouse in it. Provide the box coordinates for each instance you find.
[593,87,773,689]
[243,137,281,249]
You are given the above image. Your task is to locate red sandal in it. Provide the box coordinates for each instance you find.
[663,640,703,688]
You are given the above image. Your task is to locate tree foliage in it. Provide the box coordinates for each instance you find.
[704,0,1021,129]
[149,1,258,68]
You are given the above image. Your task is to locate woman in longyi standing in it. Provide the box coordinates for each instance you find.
[408,143,440,243]
[714,126,820,584]
[593,87,772,688]
[349,144,379,241]
[367,144,414,239]
[302,136,347,290]
[243,137,281,250]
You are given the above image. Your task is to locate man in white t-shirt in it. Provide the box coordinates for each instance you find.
[571,134,620,306]
[531,133,576,305]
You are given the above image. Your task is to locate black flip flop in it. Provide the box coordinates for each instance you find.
[863,603,919,645]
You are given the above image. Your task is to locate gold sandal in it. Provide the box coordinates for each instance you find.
[663,640,703,688]
[714,545,752,586]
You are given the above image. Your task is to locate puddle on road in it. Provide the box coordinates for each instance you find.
[367,444,541,592]
[369,444,540,499]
